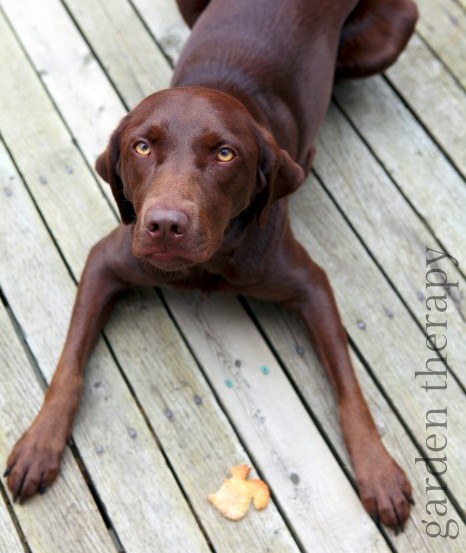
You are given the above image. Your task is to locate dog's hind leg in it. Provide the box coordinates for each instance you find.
[336,0,418,79]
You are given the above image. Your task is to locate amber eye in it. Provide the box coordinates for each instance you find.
[216,147,235,162]
[134,141,151,156]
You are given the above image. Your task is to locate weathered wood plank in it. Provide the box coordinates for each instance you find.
[387,34,466,177]
[0,491,24,553]
[0,19,211,553]
[0,3,302,551]
[0,2,117,267]
[17,0,466,540]
[416,0,466,88]
[131,0,189,63]
[250,299,466,552]
[0,0,376,550]
[64,0,172,107]
[333,77,466,271]
[164,289,391,553]
[0,238,116,552]
[313,100,465,385]
[0,156,209,553]
[106,290,302,553]
[131,0,463,520]
[2,0,462,548]
[6,0,394,548]
[0,0,125,214]
[99,0,456,544]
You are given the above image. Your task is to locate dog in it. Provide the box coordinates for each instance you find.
[4,0,418,532]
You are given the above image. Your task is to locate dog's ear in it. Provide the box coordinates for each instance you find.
[95,116,136,225]
[254,126,305,227]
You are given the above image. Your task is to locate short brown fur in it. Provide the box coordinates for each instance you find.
[5,0,417,532]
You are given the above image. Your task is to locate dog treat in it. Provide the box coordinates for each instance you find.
[208,464,270,521]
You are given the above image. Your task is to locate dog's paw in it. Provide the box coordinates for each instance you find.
[208,464,270,521]
[356,452,413,533]
[4,423,66,503]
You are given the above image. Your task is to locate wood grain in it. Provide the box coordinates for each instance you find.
[387,34,466,177]
[0,267,116,553]
[1,0,465,550]
[416,0,466,88]
[315,99,465,386]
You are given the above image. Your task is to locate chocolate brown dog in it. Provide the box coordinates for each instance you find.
[5,0,418,532]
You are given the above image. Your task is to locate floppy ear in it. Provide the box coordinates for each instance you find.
[254,126,305,227]
[95,116,136,225]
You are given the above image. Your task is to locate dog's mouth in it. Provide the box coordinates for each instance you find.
[131,246,192,271]
[133,244,217,272]
[144,251,195,272]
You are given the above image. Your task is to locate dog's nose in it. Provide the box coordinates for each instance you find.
[144,208,190,240]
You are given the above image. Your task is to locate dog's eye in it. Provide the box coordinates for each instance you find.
[134,141,151,156]
[216,147,235,162]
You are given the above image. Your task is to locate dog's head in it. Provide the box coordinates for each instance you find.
[96,87,304,271]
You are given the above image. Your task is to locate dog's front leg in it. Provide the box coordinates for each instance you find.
[4,227,132,502]
[279,242,413,532]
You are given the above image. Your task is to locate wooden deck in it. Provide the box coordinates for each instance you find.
[0,0,465,551]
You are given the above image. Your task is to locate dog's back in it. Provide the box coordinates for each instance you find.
[172,0,354,167]
[173,0,417,171]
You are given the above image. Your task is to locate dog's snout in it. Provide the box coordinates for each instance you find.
[144,208,190,239]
